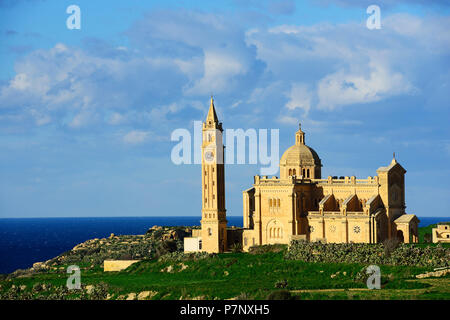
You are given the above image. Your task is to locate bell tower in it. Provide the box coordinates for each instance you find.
[200,97,227,253]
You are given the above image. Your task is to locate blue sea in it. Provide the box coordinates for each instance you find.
[0,216,243,274]
[0,216,447,274]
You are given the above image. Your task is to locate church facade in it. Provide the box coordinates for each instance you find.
[184,98,420,254]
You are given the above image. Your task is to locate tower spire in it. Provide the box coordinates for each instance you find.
[391,152,397,165]
[206,96,219,123]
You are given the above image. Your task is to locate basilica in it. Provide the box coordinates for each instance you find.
[184,98,420,253]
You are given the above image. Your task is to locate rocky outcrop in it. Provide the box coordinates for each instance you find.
[8,226,194,279]
[416,268,450,279]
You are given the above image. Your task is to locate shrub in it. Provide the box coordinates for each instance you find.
[383,238,400,258]
[235,292,252,300]
[285,240,450,268]
[274,279,288,289]
[230,243,242,253]
[266,290,293,300]
[155,240,178,258]
[248,244,287,254]
[89,282,109,300]
[158,251,214,262]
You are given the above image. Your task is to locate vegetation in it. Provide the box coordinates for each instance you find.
[285,240,450,268]
[0,224,449,300]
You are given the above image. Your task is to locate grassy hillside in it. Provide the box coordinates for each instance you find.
[1,248,448,300]
[0,224,449,300]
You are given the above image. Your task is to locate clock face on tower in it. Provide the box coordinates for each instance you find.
[204,150,215,163]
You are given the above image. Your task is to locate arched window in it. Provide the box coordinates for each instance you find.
[288,169,292,176]
[269,199,272,207]
[277,199,280,207]
[307,169,310,178]
[208,228,212,236]
[302,168,306,176]
[293,169,296,176]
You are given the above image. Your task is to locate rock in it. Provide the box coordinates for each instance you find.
[161,265,174,273]
[85,285,95,294]
[126,293,137,300]
[19,285,26,291]
[109,233,115,239]
[416,269,450,279]
[180,263,188,271]
[106,293,113,300]
[224,271,229,276]
[137,291,157,300]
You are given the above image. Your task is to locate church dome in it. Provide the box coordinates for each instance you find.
[280,144,321,166]
[279,124,322,179]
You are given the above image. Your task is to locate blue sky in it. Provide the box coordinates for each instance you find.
[0,0,449,218]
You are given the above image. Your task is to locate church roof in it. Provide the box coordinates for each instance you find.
[280,144,321,166]
[280,123,321,167]
[394,214,419,224]
[377,154,406,173]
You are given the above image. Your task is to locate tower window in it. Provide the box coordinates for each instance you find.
[293,169,296,176]
[307,169,310,178]
[208,228,212,236]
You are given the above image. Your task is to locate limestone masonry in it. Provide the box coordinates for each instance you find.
[184,98,420,253]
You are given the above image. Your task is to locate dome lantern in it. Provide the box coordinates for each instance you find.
[279,124,322,180]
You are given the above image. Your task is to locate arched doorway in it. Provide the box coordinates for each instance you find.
[396,230,404,242]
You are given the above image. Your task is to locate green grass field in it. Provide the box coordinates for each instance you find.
[1,250,448,300]
[1,223,449,300]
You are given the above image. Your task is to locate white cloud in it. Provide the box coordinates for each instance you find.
[123,130,151,144]
[285,83,312,113]
[69,110,96,128]
[317,58,414,110]
[108,112,126,125]
[186,51,248,95]
[277,115,298,125]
